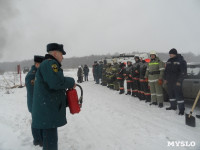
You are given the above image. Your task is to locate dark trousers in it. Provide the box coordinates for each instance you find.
[31,125,43,143]
[118,79,124,93]
[132,79,139,97]
[167,81,185,110]
[95,76,99,84]
[126,81,132,94]
[139,81,146,100]
[140,81,151,101]
[42,128,58,150]
[84,75,88,81]
[143,82,151,102]
[78,77,82,83]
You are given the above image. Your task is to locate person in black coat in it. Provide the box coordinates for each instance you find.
[77,66,83,83]
[164,48,187,115]
[94,61,100,84]
[83,64,89,81]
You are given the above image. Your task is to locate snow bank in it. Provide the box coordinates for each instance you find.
[0,69,199,150]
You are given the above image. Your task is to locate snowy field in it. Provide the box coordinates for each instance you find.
[0,69,200,150]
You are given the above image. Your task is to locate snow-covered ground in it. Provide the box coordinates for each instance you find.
[0,69,200,150]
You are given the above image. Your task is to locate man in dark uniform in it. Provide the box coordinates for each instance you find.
[125,61,133,95]
[83,64,89,81]
[117,62,126,94]
[139,54,151,102]
[164,48,187,115]
[32,43,75,150]
[99,61,103,83]
[25,55,44,147]
[94,61,100,84]
[101,60,108,86]
[77,66,83,83]
[131,55,140,98]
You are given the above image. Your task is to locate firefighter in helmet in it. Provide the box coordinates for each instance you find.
[139,53,151,102]
[145,51,165,108]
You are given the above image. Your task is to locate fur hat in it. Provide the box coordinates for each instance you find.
[47,43,66,55]
[169,48,177,55]
[34,55,44,63]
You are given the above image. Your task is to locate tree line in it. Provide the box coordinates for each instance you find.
[0,52,199,74]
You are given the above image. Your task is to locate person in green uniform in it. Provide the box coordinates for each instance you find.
[32,43,76,150]
[101,60,108,86]
[112,59,120,91]
[106,63,114,89]
[145,51,165,108]
[25,55,44,147]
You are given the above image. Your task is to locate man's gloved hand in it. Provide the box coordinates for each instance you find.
[164,80,167,84]
[158,79,163,85]
[176,82,181,86]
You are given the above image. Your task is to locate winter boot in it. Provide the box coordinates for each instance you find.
[145,99,150,103]
[126,91,131,95]
[196,115,200,119]
[178,108,185,115]
[33,141,43,147]
[149,102,158,105]
[131,92,137,97]
[110,85,114,89]
[166,106,177,110]
[119,91,124,94]
[158,103,163,108]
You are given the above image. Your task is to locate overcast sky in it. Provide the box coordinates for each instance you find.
[0,0,200,62]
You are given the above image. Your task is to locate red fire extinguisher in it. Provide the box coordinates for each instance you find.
[66,84,83,114]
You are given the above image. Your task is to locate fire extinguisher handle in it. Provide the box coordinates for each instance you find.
[76,84,83,107]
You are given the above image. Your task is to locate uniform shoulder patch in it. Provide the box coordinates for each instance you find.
[31,79,35,85]
[52,64,58,72]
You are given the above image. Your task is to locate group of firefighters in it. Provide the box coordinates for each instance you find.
[93,48,188,116]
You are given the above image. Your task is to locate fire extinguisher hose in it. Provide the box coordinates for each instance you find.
[76,84,83,108]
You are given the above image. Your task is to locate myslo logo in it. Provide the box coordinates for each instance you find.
[167,141,195,147]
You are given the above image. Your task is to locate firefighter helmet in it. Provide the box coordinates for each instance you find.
[149,50,157,57]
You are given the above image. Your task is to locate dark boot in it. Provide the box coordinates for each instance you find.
[145,100,150,103]
[131,92,137,97]
[166,106,177,110]
[196,115,200,119]
[149,102,157,105]
[33,141,43,147]
[178,108,185,115]
[126,92,131,95]
[158,103,163,108]
[119,91,124,94]
[110,85,114,89]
